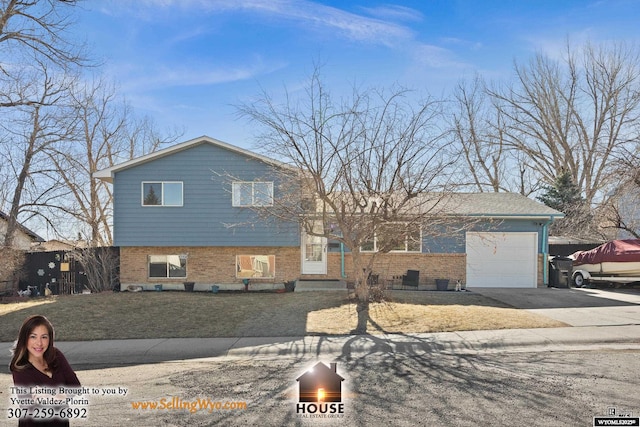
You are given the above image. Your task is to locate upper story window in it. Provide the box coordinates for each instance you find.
[142,182,183,206]
[232,181,273,207]
[361,223,422,253]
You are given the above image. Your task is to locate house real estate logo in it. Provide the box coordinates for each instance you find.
[295,362,345,419]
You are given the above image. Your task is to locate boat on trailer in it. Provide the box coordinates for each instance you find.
[570,239,640,287]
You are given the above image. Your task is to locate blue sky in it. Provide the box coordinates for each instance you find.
[72,0,640,150]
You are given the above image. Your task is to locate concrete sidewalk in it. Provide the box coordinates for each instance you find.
[1,325,639,369]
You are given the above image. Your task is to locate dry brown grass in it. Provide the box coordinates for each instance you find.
[0,290,566,342]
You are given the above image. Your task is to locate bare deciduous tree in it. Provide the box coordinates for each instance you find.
[450,75,539,195]
[599,141,640,238]
[0,0,84,68]
[487,41,640,208]
[238,71,460,333]
[0,0,87,249]
[0,0,87,110]
[0,61,77,247]
[46,77,181,246]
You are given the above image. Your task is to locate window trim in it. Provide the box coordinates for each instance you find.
[148,254,188,279]
[141,181,183,207]
[232,181,274,207]
[236,255,276,279]
[360,223,422,253]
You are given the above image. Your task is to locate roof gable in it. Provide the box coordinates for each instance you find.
[93,135,290,183]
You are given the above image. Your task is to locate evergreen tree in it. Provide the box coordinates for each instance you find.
[144,185,160,205]
[537,171,583,212]
[537,171,594,236]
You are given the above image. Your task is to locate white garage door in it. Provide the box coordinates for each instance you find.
[466,232,538,288]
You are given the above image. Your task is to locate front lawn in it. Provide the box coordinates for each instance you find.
[0,290,566,341]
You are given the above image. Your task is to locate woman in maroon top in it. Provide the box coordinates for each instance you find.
[10,315,81,427]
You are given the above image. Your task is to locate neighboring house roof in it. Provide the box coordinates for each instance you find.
[30,239,87,252]
[93,135,292,183]
[0,211,45,243]
[439,192,565,219]
[548,235,604,245]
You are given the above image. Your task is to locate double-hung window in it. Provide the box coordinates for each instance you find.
[232,181,273,207]
[142,182,183,206]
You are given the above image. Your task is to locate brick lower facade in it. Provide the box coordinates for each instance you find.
[120,246,299,290]
[120,246,471,291]
[120,246,548,290]
[324,252,467,290]
[537,254,546,287]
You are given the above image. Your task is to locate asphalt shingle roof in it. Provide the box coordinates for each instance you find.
[441,192,564,217]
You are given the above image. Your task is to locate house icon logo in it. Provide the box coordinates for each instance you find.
[295,362,345,418]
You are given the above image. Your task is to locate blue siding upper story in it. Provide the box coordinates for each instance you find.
[328,219,548,254]
[113,142,300,247]
[423,220,548,254]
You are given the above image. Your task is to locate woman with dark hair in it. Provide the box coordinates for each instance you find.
[10,315,81,426]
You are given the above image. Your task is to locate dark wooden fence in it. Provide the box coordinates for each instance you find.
[18,248,119,295]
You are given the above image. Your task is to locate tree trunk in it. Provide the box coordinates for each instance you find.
[353,281,369,334]
[348,250,371,334]
[4,129,36,247]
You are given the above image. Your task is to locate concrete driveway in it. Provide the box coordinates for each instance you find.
[471,286,640,327]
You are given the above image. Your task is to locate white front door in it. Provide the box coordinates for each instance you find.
[301,231,327,275]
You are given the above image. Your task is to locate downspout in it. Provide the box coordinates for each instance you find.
[541,219,552,286]
[340,242,347,278]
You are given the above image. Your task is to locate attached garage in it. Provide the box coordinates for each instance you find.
[466,232,538,288]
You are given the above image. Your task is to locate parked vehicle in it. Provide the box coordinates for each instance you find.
[571,239,640,287]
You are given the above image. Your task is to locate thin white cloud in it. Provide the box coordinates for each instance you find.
[167,26,214,45]
[359,5,424,23]
[114,57,288,92]
[440,37,483,51]
[411,43,470,69]
[115,0,416,48]
[95,0,464,92]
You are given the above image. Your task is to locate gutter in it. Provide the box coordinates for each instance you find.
[466,214,565,220]
[340,243,347,278]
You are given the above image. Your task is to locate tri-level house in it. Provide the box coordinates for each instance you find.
[94,136,564,291]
